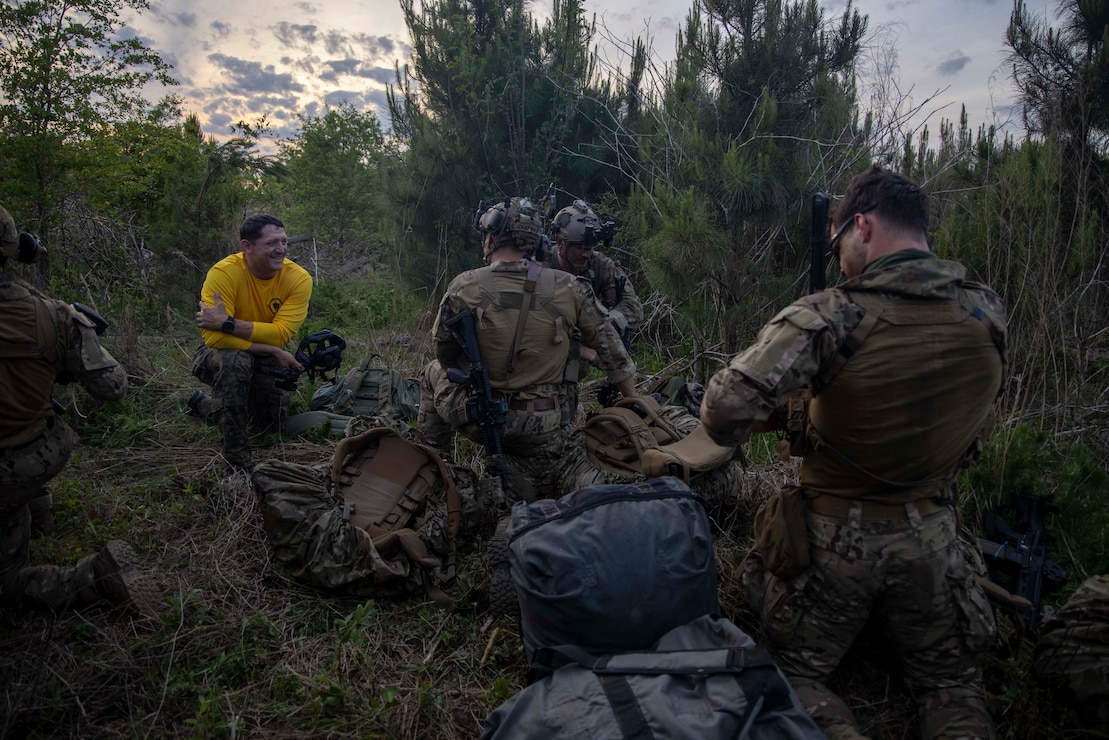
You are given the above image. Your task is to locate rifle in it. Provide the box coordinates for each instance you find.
[809,192,830,294]
[443,309,510,508]
[978,493,1068,635]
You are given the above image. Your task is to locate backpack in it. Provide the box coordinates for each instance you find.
[562,397,741,519]
[313,353,420,418]
[252,424,486,608]
[583,395,736,484]
[481,614,824,740]
[506,477,720,680]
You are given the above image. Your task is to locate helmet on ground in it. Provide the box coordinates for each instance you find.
[295,329,346,378]
[552,200,602,248]
[0,205,43,264]
[474,197,544,254]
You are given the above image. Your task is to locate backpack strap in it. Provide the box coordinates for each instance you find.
[543,643,788,739]
[585,396,733,482]
[640,426,736,483]
[327,353,378,415]
[584,406,663,476]
[810,291,882,395]
[506,260,546,374]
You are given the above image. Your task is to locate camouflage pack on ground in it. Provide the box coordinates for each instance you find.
[583,395,736,483]
[560,398,742,518]
[252,422,486,608]
[332,354,420,418]
[1034,573,1109,726]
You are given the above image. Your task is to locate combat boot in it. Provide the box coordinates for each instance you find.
[27,489,55,538]
[93,540,160,619]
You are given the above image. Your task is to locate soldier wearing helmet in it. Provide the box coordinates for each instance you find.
[417,197,637,503]
[187,213,314,475]
[0,204,155,616]
[547,200,643,341]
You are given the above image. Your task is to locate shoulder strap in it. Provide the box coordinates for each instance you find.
[328,353,378,415]
[584,406,663,476]
[811,290,883,395]
[506,260,545,374]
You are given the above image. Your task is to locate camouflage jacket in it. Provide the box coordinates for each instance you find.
[701,250,1008,499]
[548,249,643,333]
[433,259,634,392]
[0,273,127,448]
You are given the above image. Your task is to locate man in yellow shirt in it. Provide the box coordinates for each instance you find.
[190,214,313,473]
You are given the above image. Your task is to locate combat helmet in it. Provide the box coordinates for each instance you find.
[552,199,602,248]
[474,197,544,256]
[0,205,43,264]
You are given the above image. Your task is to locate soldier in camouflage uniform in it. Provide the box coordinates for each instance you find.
[547,200,644,412]
[190,214,313,473]
[0,205,153,615]
[418,197,636,503]
[701,167,1007,740]
[1034,573,1109,727]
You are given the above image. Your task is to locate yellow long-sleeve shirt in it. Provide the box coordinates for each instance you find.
[199,253,313,350]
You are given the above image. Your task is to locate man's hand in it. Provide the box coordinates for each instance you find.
[196,291,230,331]
[254,344,303,371]
[579,346,598,364]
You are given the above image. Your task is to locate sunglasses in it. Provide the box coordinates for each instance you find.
[829,201,878,257]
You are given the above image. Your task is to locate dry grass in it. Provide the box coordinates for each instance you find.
[0,336,1088,739]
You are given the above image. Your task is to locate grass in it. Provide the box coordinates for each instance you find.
[1,322,1103,738]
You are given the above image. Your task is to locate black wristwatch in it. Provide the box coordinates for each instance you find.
[220,316,236,334]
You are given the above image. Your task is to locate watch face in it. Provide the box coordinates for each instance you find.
[222,317,235,333]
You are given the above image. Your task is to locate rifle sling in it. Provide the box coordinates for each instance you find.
[506,260,545,375]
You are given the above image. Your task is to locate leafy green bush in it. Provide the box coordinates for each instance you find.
[961,424,1109,597]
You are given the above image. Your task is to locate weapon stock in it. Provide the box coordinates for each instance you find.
[443,309,510,508]
[809,192,830,294]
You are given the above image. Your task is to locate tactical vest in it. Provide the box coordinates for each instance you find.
[470,265,578,391]
[800,285,1005,503]
[0,277,68,448]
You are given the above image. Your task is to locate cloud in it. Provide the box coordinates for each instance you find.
[205,111,233,133]
[208,53,305,94]
[358,66,396,84]
[273,22,319,49]
[149,4,198,28]
[937,52,972,75]
[295,2,318,14]
[211,21,231,39]
[320,58,361,82]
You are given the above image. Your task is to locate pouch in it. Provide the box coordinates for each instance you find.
[753,486,811,579]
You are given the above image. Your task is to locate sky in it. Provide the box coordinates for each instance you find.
[126,0,1058,144]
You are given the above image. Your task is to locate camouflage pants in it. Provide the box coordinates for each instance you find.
[191,346,290,470]
[417,361,569,503]
[747,503,996,740]
[0,418,98,609]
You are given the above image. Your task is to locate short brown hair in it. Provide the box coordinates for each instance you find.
[833,166,929,234]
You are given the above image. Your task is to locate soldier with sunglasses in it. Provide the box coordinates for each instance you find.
[701,166,1008,739]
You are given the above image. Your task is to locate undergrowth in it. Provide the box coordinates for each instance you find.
[1,278,1106,738]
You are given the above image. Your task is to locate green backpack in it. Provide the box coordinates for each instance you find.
[312,352,421,419]
[287,354,421,436]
